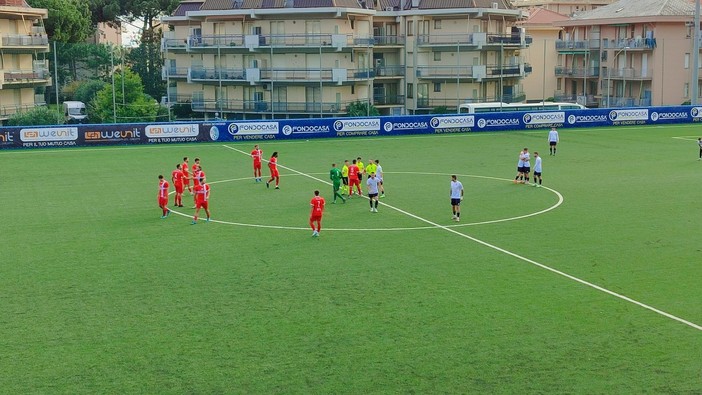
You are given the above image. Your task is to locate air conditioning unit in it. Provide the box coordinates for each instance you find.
[492,2,498,8]
[262,84,271,91]
[385,6,393,11]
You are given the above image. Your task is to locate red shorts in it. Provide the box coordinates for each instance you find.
[349,178,360,186]
[174,183,184,194]
[310,214,322,222]
[184,179,191,187]
[254,161,262,170]
[158,197,168,206]
[196,201,209,209]
[270,168,279,177]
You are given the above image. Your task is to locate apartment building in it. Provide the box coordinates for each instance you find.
[555,0,699,107]
[511,0,615,16]
[516,7,568,102]
[0,0,50,123]
[162,0,531,119]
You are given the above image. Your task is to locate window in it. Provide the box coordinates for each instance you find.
[434,20,441,30]
[685,53,690,69]
[407,21,414,36]
[684,82,690,98]
[406,83,413,98]
[557,79,562,90]
[433,52,441,61]
[433,82,441,92]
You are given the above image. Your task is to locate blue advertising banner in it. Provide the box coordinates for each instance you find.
[0,105,698,149]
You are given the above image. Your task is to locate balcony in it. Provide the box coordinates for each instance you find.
[375,65,405,77]
[554,93,598,107]
[162,67,189,80]
[600,96,652,108]
[1,33,49,52]
[602,37,656,50]
[602,67,653,80]
[0,103,43,120]
[186,34,368,53]
[1,66,51,88]
[555,40,600,51]
[161,37,189,51]
[190,99,348,115]
[416,32,531,48]
[189,67,248,83]
[373,95,405,105]
[416,66,475,80]
[373,35,406,46]
[258,67,375,83]
[555,66,600,78]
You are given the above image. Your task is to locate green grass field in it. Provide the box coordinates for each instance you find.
[1,124,701,393]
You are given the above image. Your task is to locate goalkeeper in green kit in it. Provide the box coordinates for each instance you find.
[329,163,346,204]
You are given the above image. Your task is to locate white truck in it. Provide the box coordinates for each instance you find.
[63,101,87,123]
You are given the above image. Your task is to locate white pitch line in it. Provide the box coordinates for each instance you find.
[222,143,702,332]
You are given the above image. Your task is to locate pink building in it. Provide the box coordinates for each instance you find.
[555,0,700,107]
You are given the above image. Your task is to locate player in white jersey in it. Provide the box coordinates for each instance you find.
[548,127,559,156]
[450,175,464,221]
[521,148,531,185]
[532,152,543,187]
[514,148,526,184]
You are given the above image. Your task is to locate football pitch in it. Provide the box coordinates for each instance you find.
[2,124,701,393]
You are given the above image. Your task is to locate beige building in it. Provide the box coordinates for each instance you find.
[162,0,532,119]
[516,7,568,102]
[0,0,50,123]
[511,0,615,16]
[90,22,123,46]
[556,0,699,107]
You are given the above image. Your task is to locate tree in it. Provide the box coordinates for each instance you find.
[432,106,449,114]
[345,100,379,117]
[90,67,159,123]
[7,107,63,126]
[127,27,164,101]
[74,80,108,104]
[27,0,92,43]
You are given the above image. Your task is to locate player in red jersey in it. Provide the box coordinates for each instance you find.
[157,175,170,218]
[347,159,362,197]
[171,164,184,207]
[251,144,263,182]
[192,177,211,224]
[191,164,205,208]
[265,151,280,189]
[309,190,325,237]
[181,157,192,194]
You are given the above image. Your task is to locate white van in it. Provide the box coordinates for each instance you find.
[63,101,87,123]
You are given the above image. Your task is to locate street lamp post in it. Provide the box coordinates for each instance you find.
[608,46,629,108]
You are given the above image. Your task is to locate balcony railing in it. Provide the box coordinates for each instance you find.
[373,35,406,46]
[416,32,532,46]
[555,66,600,77]
[601,96,652,107]
[0,103,43,118]
[555,40,600,50]
[162,67,189,79]
[373,95,405,105]
[188,34,368,50]
[416,66,475,78]
[190,67,247,81]
[602,67,653,79]
[554,93,597,106]
[1,34,49,47]
[2,68,50,84]
[190,99,347,114]
[375,65,405,77]
[602,38,656,50]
